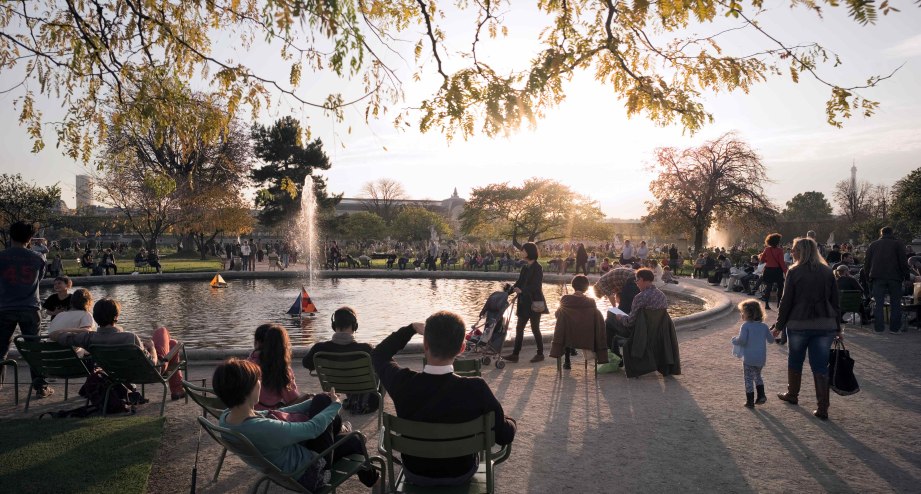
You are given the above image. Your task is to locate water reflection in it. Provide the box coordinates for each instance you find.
[40,278,706,349]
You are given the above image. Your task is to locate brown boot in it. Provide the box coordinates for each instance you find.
[777,369,801,405]
[813,373,830,420]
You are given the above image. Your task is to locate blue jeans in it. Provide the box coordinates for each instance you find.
[787,329,836,375]
[872,279,903,332]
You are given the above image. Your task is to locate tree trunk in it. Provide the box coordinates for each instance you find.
[693,227,706,253]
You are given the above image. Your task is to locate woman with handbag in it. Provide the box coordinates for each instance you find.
[503,242,549,363]
[773,237,842,420]
[758,233,787,310]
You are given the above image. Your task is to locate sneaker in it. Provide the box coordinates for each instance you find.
[502,354,519,363]
[35,387,54,399]
[529,354,545,363]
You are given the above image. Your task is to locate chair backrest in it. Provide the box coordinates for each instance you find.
[182,380,226,418]
[88,345,164,385]
[839,290,863,312]
[14,336,90,380]
[422,357,482,377]
[196,416,307,492]
[312,351,378,394]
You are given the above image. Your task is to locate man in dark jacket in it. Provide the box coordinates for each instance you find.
[372,312,516,485]
[864,226,908,333]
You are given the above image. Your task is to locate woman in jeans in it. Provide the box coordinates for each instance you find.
[773,237,842,420]
[503,242,549,363]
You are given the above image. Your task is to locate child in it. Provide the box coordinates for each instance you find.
[661,265,679,284]
[247,324,312,410]
[731,299,774,408]
[551,275,609,370]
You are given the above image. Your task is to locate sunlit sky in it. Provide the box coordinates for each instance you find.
[1,2,919,219]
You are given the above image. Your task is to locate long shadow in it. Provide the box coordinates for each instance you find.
[822,420,921,490]
[754,411,855,493]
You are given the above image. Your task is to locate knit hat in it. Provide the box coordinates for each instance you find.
[593,267,635,297]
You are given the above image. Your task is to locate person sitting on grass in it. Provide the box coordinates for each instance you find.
[213,358,380,492]
[371,312,517,486]
[302,307,378,414]
[248,323,313,410]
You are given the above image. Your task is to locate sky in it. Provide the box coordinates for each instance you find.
[1,2,919,219]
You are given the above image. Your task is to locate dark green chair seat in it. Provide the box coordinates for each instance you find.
[198,416,384,494]
[839,290,864,324]
[89,343,187,416]
[14,335,91,412]
[381,412,511,494]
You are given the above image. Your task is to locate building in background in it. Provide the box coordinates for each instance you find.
[75,174,94,211]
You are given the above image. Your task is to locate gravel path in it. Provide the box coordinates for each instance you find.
[3,279,919,493]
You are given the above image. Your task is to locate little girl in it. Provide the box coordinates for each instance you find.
[731,299,774,408]
[247,323,312,410]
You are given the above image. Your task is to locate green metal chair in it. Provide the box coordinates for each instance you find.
[1,358,19,405]
[380,412,511,494]
[197,416,384,494]
[13,335,92,412]
[421,357,482,377]
[183,379,227,481]
[839,290,864,325]
[89,343,187,416]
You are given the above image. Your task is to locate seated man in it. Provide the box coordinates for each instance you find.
[147,249,162,274]
[371,311,517,486]
[615,268,668,327]
[302,307,378,414]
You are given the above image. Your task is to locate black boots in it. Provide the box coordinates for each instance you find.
[745,392,755,408]
[755,385,767,404]
[778,369,802,405]
[813,373,830,420]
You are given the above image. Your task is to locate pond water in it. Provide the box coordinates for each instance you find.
[40,278,708,349]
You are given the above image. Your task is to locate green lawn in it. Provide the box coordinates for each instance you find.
[0,416,164,494]
[59,257,223,276]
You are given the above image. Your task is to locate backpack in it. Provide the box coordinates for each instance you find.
[79,368,132,414]
[344,392,380,415]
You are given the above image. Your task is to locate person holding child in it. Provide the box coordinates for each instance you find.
[731,300,774,408]
[247,323,312,410]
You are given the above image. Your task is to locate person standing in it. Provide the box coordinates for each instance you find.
[758,233,787,310]
[0,222,52,398]
[621,240,635,265]
[668,244,681,273]
[774,237,841,420]
[240,240,251,272]
[864,226,909,334]
[503,242,548,363]
[249,239,257,271]
[575,243,588,276]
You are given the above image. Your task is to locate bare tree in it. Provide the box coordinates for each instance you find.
[643,132,778,252]
[360,179,407,225]
[833,178,873,222]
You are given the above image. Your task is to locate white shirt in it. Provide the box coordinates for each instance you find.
[241,244,251,256]
[47,310,97,335]
[422,364,455,375]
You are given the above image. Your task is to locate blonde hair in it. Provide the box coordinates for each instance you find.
[738,299,764,322]
[791,237,827,271]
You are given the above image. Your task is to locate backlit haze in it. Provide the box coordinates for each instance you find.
[1,2,919,219]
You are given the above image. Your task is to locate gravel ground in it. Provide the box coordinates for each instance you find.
[2,279,919,493]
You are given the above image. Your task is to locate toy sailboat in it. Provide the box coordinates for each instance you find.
[287,286,318,317]
[209,274,227,288]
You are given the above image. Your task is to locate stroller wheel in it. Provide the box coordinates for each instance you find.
[481,357,491,366]
[496,360,506,369]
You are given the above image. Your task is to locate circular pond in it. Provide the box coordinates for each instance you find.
[40,278,708,349]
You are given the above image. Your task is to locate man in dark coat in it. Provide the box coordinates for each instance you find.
[864,226,908,333]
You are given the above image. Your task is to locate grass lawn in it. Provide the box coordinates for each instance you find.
[0,416,164,494]
[59,257,223,276]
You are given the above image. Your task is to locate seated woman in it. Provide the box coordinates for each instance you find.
[247,324,311,410]
[100,248,118,275]
[46,288,97,336]
[302,307,378,414]
[213,358,379,491]
[600,257,612,273]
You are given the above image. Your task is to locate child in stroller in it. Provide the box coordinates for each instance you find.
[465,283,516,369]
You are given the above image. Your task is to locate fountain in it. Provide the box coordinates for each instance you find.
[293,175,319,286]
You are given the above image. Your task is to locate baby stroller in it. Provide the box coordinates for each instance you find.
[464,284,516,369]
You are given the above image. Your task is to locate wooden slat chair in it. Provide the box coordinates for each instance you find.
[839,290,864,325]
[13,335,92,412]
[183,380,228,481]
[89,343,187,416]
[421,357,482,377]
[1,358,19,405]
[198,416,384,494]
[381,412,511,494]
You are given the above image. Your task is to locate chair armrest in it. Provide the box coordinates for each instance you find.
[291,430,371,477]
[162,341,185,363]
[493,443,512,465]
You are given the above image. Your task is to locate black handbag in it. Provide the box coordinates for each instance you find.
[828,339,859,396]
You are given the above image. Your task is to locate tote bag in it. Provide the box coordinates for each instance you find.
[828,339,859,396]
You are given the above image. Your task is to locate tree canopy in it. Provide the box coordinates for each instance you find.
[643,132,777,251]
[782,191,833,222]
[2,1,912,160]
[251,117,341,228]
[361,179,408,225]
[890,167,921,239]
[392,206,451,242]
[461,178,603,248]
[0,173,61,247]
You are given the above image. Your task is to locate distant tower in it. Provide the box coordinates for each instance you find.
[75,174,95,211]
[850,161,857,189]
